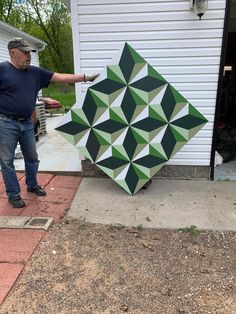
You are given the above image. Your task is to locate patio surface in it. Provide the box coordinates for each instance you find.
[0,172,82,305]
[14,114,82,173]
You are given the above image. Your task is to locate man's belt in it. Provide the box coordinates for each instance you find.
[0,112,28,122]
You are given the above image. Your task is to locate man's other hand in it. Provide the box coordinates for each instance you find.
[84,73,99,82]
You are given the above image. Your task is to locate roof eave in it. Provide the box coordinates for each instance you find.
[61,0,70,10]
[0,21,47,51]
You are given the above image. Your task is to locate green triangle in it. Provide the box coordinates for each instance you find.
[89,89,109,106]
[93,129,112,144]
[149,125,167,142]
[111,128,127,143]
[132,164,149,179]
[133,180,148,194]
[112,146,130,161]
[189,124,205,139]
[170,85,186,103]
[149,164,164,177]
[133,144,148,160]
[116,179,132,195]
[95,146,110,162]
[94,108,107,124]
[129,63,147,83]
[73,129,90,145]
[90,91,108,108]
[169,142,185,158]
[150,144,168,160]
[109,87,126,104]
[110,108,128,124]
[127,43,146,64]
[112,164,128,179]
[130,106,147,123]
[107,65,126,84]
[149,106,167,123]
[71,109,89,126]
[131,128,148,144]
[149,85,168,103]
[170,102,188,121]
[97,165,114,178]
[148,64,166,82]
[131,127,150,142]
[170,125,188,142]
[129,87,148,106]
[189,104,208,122]
[170,125,189,141]
[93,130,110,145]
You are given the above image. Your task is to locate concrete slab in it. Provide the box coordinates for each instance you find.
[0,216,54,231]
[69,178,236,231]
[0,216,30,228]
[13,115,82,172]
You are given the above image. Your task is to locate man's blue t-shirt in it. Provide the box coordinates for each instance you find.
[0,61,54,118]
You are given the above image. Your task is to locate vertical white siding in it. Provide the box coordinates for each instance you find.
[72,0,226,166]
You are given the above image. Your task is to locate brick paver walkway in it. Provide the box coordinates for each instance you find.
[0,173,82,305]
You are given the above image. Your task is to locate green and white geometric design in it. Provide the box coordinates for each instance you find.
[56,42,207,195]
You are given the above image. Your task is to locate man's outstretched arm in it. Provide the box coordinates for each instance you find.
[50,73,99,84]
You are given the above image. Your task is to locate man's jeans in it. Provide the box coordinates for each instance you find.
[0,116,39,199]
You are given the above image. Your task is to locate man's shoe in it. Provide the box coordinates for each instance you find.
[8,196,25,208]
[27,185,46,196]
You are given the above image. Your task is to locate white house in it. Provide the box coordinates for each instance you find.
[0,20,46,66]
[62,0,236,180]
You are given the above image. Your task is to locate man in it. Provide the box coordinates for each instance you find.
[0,37,99,208]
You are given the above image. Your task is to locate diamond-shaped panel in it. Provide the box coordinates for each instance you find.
[56,42,207,195]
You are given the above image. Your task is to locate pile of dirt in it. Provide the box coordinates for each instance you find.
[1,217,236,314]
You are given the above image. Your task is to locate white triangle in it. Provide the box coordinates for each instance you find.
[77,129,91,147]
[113,127,129,145]
[170,103,189,123]
[150,125,168,143]
[149,84,168,105]
[56,114,70,128]
[110,87,127,107]
[133,145,149,161]
[96,146,112,163]
[129,63,148,84]
[115,164,130,180]
[132,106,149,124]
[93,110,110,127]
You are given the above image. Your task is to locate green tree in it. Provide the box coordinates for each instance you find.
[0,0,73,73]
[23,0,73,73]
[0,0,24,27]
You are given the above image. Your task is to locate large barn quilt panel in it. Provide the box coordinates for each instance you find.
[56,43,207,195]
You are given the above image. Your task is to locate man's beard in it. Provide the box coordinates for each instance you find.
[21,61,30,69]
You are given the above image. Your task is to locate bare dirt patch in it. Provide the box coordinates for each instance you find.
[1,217,236,314]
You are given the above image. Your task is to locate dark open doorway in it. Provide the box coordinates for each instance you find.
[214,0,236,180]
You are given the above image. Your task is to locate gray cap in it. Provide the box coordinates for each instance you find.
[7,37,36,52]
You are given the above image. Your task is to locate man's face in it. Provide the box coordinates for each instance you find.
[10,48,31,69]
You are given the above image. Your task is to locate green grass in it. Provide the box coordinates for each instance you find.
[136,224,143,232]
[178,225,199,236]
[42,83,76,109]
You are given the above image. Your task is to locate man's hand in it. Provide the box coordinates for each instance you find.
[84,73,99,82]
[42,97,60,106]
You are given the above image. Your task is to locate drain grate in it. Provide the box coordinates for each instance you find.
[0,216,54,231]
